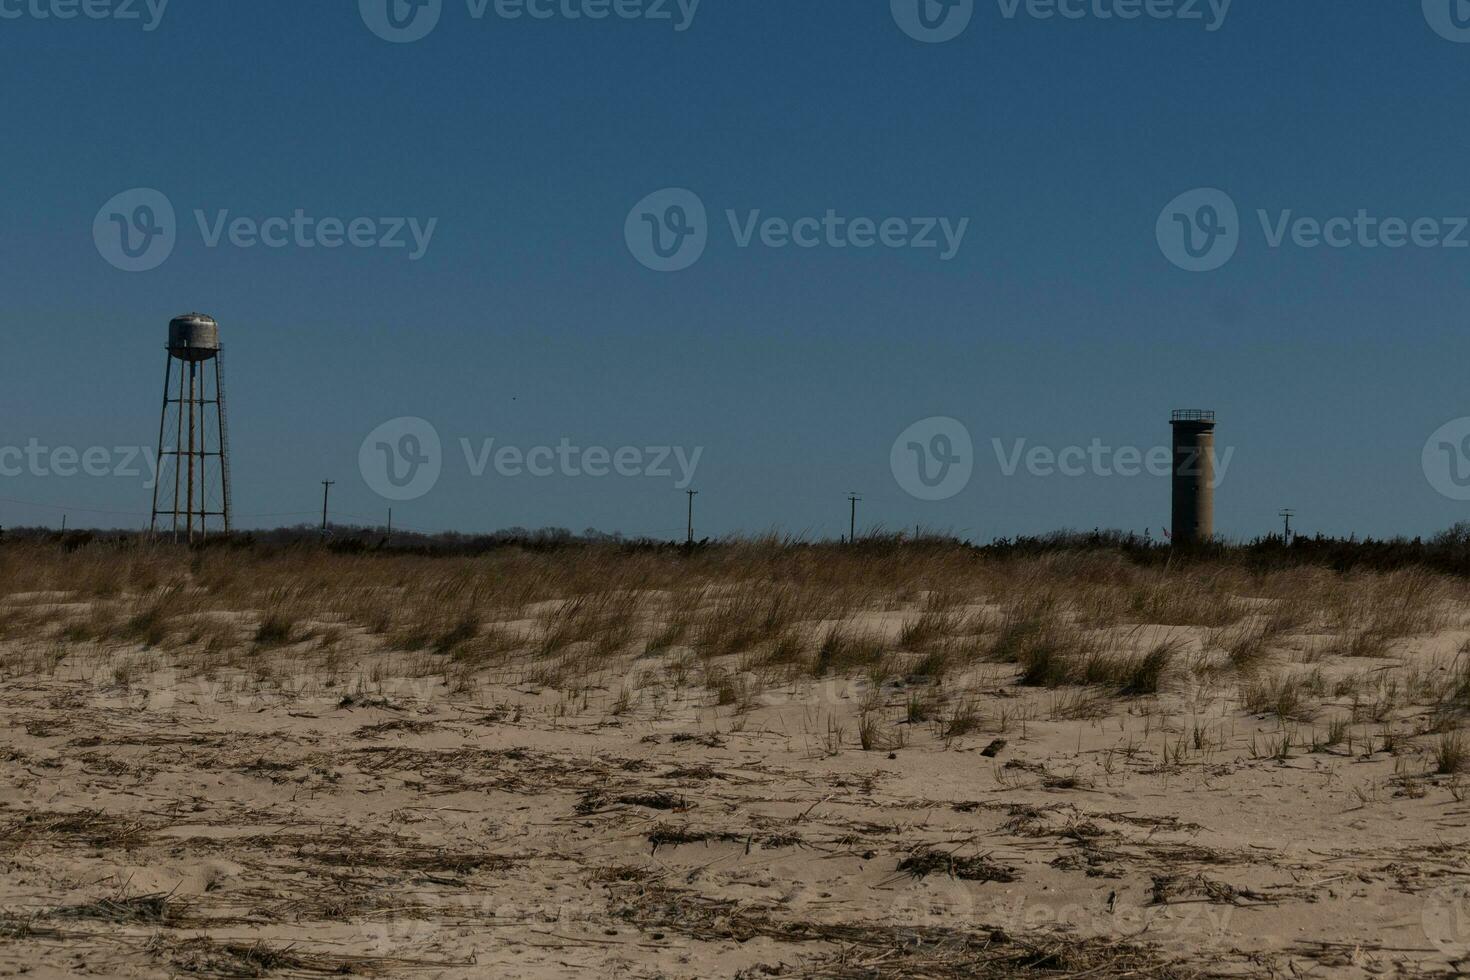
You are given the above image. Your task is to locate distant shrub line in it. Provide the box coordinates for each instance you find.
[11,523,1470,576]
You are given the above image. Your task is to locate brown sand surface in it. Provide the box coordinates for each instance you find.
[1,545,1468,978]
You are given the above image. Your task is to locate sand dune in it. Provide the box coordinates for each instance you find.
[1,542,1467,978]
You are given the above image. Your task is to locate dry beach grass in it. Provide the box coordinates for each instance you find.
[2,538,1470,977]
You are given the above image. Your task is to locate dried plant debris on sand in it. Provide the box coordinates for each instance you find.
[896,848,1020,883]
[3,536,1470,978]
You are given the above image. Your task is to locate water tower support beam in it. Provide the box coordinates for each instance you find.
[149,354,173,538]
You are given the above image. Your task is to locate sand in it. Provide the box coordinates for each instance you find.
[1,586,1468,978]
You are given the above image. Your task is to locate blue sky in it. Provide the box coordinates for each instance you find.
[4,1,1470,541]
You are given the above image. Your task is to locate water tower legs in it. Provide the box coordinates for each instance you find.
[149,315,232,542]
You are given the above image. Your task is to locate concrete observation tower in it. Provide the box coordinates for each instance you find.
[1169,410,1216,546]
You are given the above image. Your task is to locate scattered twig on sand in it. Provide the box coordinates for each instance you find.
[896,848,1019,883]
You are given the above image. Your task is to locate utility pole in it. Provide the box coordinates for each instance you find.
[321,481,335,533]
[1279,508,1295,544]
[387,508,393,536]
[685,490,699,546]
[847,493,861,545]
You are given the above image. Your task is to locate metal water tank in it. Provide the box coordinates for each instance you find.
[168,313,221,361]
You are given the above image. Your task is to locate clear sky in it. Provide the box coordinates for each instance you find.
[3,1,1470,541]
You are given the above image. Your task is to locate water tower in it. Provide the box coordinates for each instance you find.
[1169,410,1216,546]
[149,314,232,541]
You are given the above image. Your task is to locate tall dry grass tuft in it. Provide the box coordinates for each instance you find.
[1320,569,1452,659]
[1241,671,1319,722]
[118,582,200,649]
[812,624,888,677]
[1115,638,1181,696]
[1435,732,1468,774]
[535,590,642,663]
[1450,655,1470,713]
[897,608,960,651]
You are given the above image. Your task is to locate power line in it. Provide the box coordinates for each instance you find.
[0,495,152,518]
[0,494,326,522]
